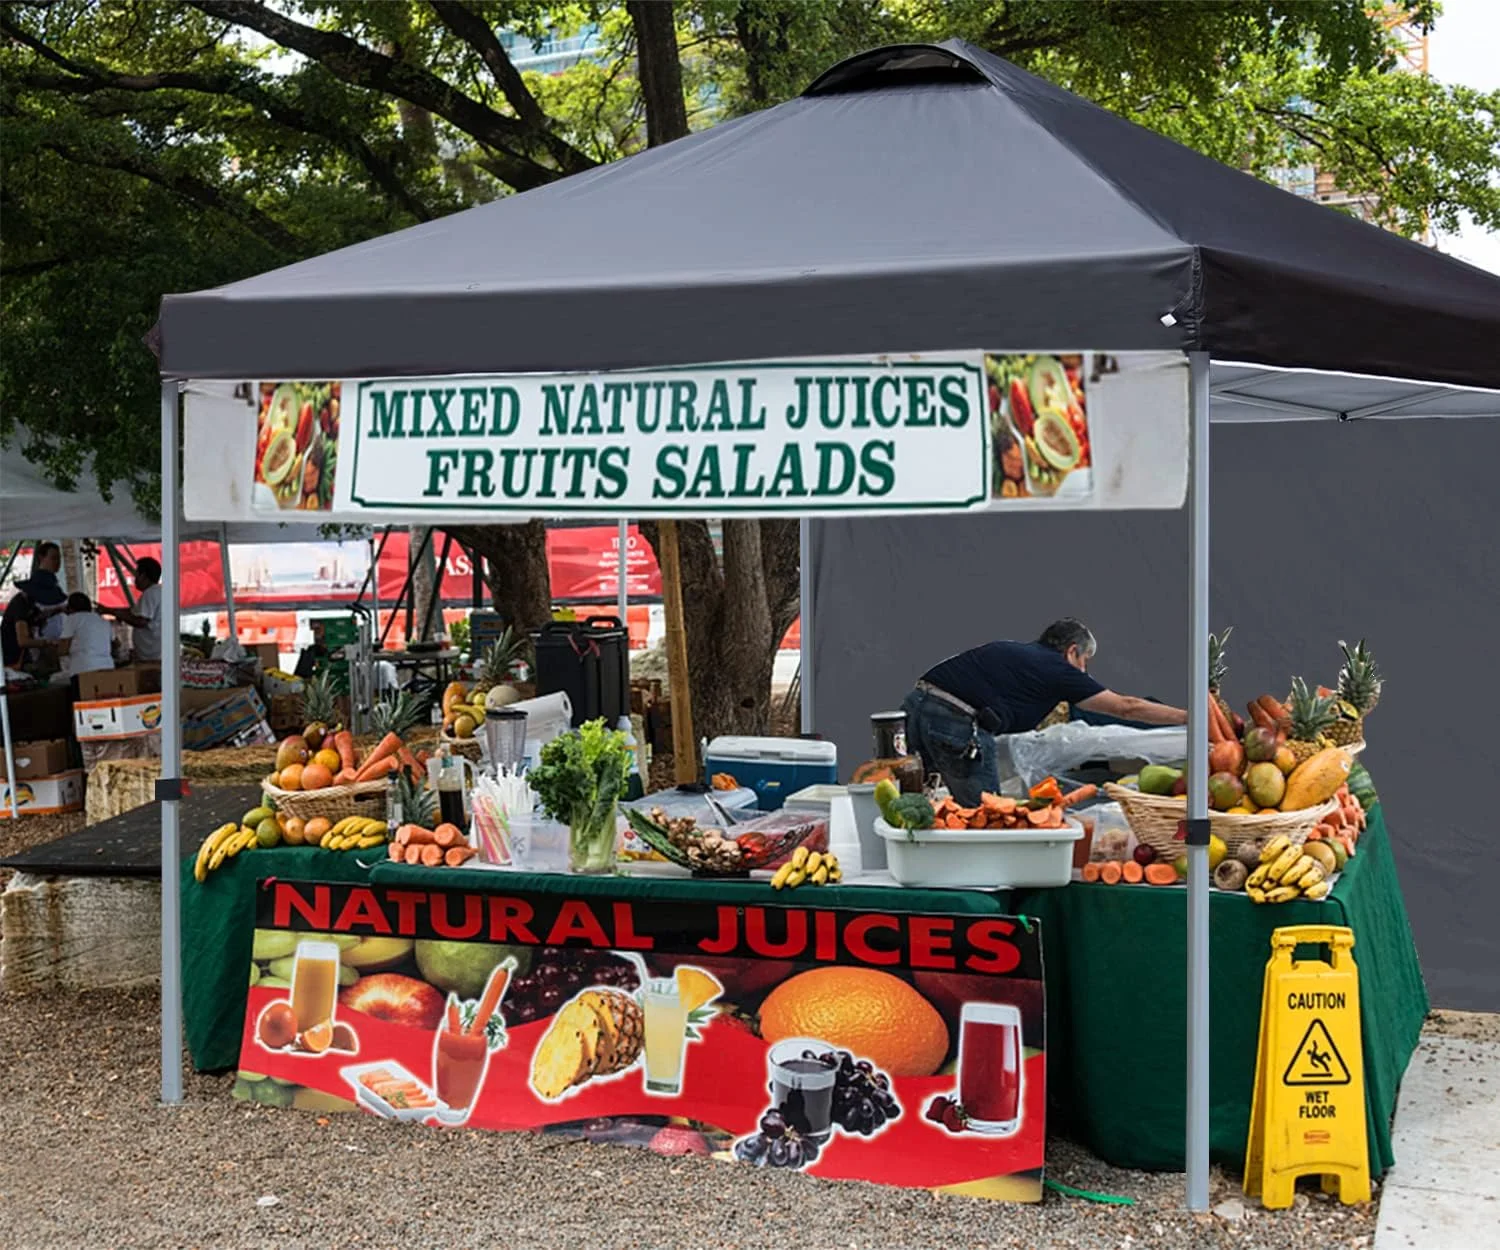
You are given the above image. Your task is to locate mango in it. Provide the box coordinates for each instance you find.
[1138,764,1182,796]
[342,936,415,969]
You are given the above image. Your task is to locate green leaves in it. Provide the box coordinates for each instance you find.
[529,717,631,824]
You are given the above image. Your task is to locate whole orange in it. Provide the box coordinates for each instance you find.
[758,967,949,1076]
[313,748,342,773]
[278,763,304,791]
[301,762,334,791]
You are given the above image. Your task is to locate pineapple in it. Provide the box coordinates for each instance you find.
[579,988,645,1074]
[1286,676,1337,764]
[472,625,531,700]
[388,768,436,826]
[1327,639,1381,747]
[301,670,339,730]
[1209,627,1234,723]
[369,689,424,739]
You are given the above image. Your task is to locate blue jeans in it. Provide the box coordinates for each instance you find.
[902,688,999,808]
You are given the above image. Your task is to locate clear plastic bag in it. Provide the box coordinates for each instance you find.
[1005,722,1188,789]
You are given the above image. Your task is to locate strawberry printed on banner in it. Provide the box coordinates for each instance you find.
[237,879,1048,1200]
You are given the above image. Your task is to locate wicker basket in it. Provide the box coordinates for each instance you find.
[262,774,391,824]
[1103,783,1338,862]
[439,732,484,764]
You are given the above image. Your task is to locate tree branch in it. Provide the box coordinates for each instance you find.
[2,18,435,221]
[188,0,592,188]
[425,1,544,129]
[38,137,300,252]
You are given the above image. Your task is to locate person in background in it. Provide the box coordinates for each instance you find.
[294,619,330,680]
[903,618,1187,806]
[2,586,39,671]
[55,593,117,679]
[101,556,162,662]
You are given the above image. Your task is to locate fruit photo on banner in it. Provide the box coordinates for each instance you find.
[254,381,340,513]
[237,883,1047,1200]
[985,353,1093,501]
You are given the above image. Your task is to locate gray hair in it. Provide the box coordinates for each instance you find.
[1038,618,1096,658]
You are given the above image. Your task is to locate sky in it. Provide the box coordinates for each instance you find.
[1427,0,1500,274]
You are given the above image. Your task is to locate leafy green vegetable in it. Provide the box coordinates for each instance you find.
[530,719,631,870]
[889,794,936,830]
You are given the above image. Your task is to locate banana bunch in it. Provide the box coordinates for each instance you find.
[194,822,257,881]
[770,846,843,890]
[320,816,389,851]
[1245,835,1330,904]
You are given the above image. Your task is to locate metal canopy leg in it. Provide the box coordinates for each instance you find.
[220,523,237,642]
[159,380,184,1106]
[799,518,813,734]
[1185,351,1212,1209]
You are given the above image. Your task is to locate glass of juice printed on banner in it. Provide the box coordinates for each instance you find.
[767,1039,838,1142]
[434,1021,489,1121]
[289,940,341,1035]
[958,1003,1023,1135]
[642,978,690,1095]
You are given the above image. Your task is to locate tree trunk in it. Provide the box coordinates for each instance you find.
[626,6,803,742]
[638,519,801,740]
[446,521,553,633]
[628,1,689,147]
[410,526,439,640]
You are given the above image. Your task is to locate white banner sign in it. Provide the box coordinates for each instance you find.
[182,352,1187,522]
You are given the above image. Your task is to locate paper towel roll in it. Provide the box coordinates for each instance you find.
[507,691,573,742]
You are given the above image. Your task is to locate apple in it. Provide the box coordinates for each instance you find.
[1133,842,1157,866]
[338,973,444,1031]
[648,1125,710,1157]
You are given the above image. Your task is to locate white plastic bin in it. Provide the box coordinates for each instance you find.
[874,816,1083,889]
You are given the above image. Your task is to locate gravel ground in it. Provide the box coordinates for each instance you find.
[0,987,1379,1250]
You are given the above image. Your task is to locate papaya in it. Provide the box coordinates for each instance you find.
[1280,747,1353,811]
[441,681,470,718]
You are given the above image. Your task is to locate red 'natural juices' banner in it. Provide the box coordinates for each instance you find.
[236,880,1046,1200]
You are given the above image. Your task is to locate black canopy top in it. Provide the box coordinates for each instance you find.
[157,39,1500,389]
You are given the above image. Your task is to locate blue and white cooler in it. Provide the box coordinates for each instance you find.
[703,736,838,811]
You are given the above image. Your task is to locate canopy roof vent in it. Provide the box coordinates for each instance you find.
[803,44,987,97]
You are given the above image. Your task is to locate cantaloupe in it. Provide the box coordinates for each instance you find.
[1280,747,1352,811]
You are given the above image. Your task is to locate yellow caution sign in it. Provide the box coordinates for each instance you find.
[1244,925,1370,1209]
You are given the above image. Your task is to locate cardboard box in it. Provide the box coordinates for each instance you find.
[0,738,72,781]
[183,686,270,751]
[0,769,85,818]
[250,643,283,672]
[75,665,160,702]
[74,693,163,741]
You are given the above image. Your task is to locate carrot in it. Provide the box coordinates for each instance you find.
[468,959,513,1036]
[419,844,444,867]
[1099,861,1123,885]
[398,746,421,775]
[446,996,462,1035]
[352,755,400,784]
[398,824,437,846]
[444,846,477,867]
[333,730,357,774]
[334,769,357,785]
[387,842,407,862]
[1059,784,1098,808]
[434,822,464,849]
[1144,863,1179,886]
[1121,860,1144,884]
[1247,701,1276,732]
[1207,699,1227,744]
[1082,862,1102,883]
[353,732,403,780]
[944,815,965,829]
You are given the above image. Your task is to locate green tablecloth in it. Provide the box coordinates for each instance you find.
[1015,804,1426,1177]
[182,805,1424,1177]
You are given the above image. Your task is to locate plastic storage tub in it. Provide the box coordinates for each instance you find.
[784,784,861,875]
[704,736,837,811]
[874,816,1083,889]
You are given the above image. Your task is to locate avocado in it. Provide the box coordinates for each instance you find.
[1138,764,1183,796]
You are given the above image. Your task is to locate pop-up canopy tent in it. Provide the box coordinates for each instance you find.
[155,40,1500,1207]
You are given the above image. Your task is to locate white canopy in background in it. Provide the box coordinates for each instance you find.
[1,443,366,546]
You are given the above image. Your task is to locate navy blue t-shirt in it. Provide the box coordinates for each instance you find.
[922,641,1105,733]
